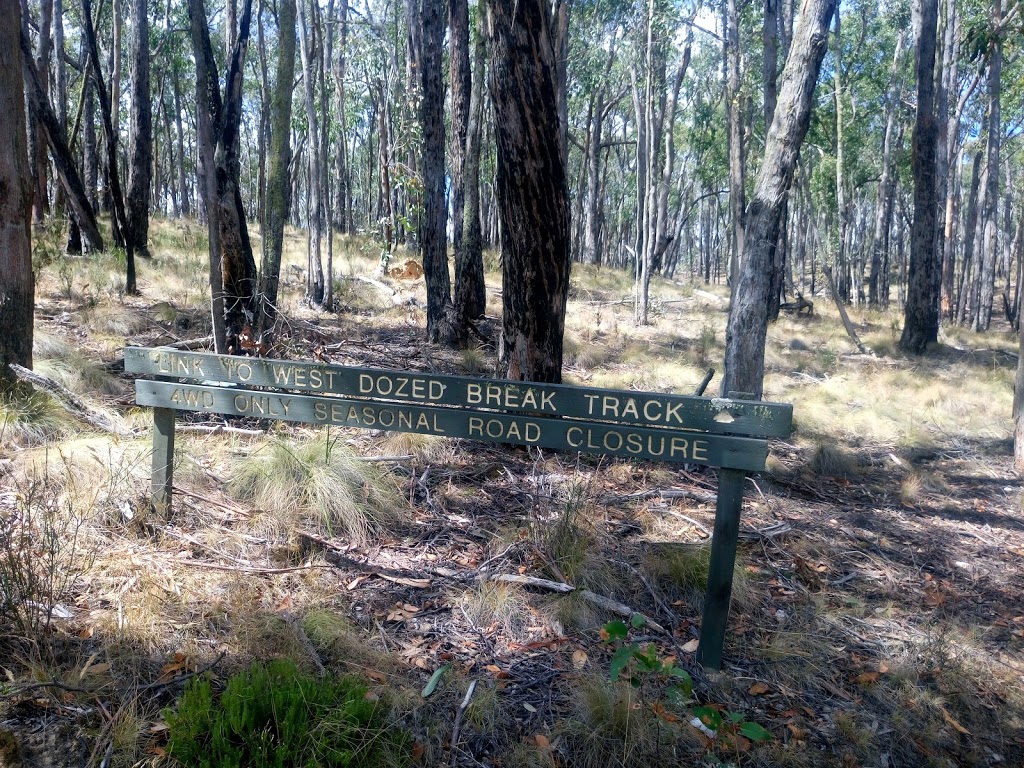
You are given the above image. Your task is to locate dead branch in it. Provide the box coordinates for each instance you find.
[601,487,717,506]
[486,573,666,633]
[281,610,326,678]
[7,364,134,436]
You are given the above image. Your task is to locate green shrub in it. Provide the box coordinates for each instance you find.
[164,659,410,768]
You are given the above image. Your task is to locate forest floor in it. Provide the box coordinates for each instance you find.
[1,218,1022,768]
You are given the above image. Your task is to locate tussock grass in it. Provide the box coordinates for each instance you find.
[0,392,76,447]
[227,433,405,543]
[806,441,859,480]
[555,675,699,768]
[462,581,532,641]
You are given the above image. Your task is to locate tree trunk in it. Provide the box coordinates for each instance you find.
[19,31,105,253]
[871,33,906,308]
[725,0,746,284]
[172,70,190,217]
[0,0,34,391]
[486,0,571,382]
[255,0,295,338]
[332,0,350,233]
[126,0,152,259]
[420,0,458,343]
[189,0,258,352]
[899,0,940,353]
[449,0,470,253]
[973,0,1003,333]
[454,13,486,321]
[722,0,836,398]
[83,63,98,211]
[296,0,325,307]
[31,0,54,227]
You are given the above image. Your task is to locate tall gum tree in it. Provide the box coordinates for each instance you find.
[722,0,836,399]
[0,0,34,391]
[899,0,940,353]
[486,0,571,382]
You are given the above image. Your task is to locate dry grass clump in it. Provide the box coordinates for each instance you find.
[227,433,406,543]
[375,430,453,464]
[36,351,125,397]
[806,441,859,480]
[555,675,698,768]
[0,391,73,447]
[563,334,614,371]
[537,488,621,598]
[462,581,533,641]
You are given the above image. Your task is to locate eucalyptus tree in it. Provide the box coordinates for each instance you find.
[722,0,836,399]
[418,0,459,343]
[454,10,487,322]
[82,0,137,292]
[189,0,259,352]
[296,0,327,307]
[0,0,33,391]
[125,0,152,259]
[486,0,571,382]
[899,0,940,353]
[256,0,296,338]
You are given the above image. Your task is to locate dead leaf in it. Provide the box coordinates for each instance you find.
[748,682,770,695]
[78,626,94,639]
[482,664,510,679]
[878,662,890,674]
[786,723,809,739]
[572,650,588,669]
[940,707,971,735]
[411,742,425,761]
[346,576,367,590]
[534,734,550,748]
[523,702,537,713]
[651,701,680,723]
[276,594,293,611]
[681,638,699,653]
[854,671,880,685]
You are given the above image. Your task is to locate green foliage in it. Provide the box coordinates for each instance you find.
[601,617,773,761]
[164,659,410,768]
[600,615,693,701]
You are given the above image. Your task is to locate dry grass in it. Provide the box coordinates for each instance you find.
[227,433,406,543]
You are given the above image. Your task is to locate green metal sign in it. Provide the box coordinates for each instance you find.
[124,347,791,438]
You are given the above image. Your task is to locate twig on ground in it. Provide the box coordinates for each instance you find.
[282,610,326,678]
[449,680,478,765]
[666,510,712,537]
[138,651,227,692]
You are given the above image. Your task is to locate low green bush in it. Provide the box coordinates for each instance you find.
[164,659,410,768]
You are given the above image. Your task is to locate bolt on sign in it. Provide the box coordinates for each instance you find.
[125,346,793,670]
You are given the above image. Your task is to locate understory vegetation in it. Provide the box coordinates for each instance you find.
[0,219,1021,767]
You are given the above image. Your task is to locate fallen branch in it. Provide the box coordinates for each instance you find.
[178,424,265,436]
[8,363,134,436]
[601,487,716,506]
[666,510,712,538]
[281,610,326,678]
[486,573,665,633]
